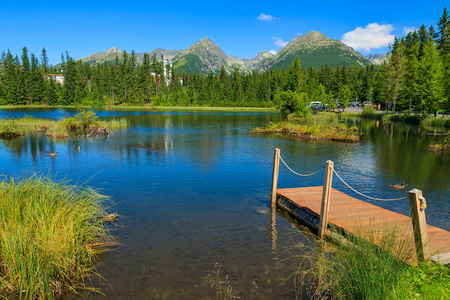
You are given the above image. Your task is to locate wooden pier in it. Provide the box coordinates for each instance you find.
[271,149,450,265]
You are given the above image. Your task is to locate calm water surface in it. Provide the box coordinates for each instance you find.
[0,108,448,299]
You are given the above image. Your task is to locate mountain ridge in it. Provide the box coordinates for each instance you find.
[79,31,380,73]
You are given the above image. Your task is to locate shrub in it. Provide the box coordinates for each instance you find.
[361,105,375,117]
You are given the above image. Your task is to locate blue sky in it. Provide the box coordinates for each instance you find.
[1,1,448,65]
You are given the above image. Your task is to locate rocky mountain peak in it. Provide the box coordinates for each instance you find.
[106,46,120,54]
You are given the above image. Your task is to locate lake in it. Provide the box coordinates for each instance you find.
[0,108,448,299]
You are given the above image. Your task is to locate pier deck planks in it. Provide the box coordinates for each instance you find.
[277,186,450,265]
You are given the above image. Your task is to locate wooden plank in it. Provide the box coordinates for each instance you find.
[276,187,450,265]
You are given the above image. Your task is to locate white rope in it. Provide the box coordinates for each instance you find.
[333,169,408,202]
[279,155,325,177]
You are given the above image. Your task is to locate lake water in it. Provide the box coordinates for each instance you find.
[0,108,449,299]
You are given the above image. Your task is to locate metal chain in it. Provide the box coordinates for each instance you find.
[279,155,325,177]
[333,169,408,202]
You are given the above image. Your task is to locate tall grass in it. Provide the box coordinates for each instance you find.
[422,117,450,128]
[0,119,25,139]
[0,113,128,139]
[251,113,360,142]
[0,176,114,299]
[293,224,449,299]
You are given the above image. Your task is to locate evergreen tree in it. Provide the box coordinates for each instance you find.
[437,7,450,109]
[286,56,304,92]
[417,39,445,116]
[386,38,406,112]
[41,48,49,73]
[338,85,351,110]
[403,32,421,111]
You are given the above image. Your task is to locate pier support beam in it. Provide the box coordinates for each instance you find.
[271,148,280,206]
[319,160,334,239]
[408,189,430,261]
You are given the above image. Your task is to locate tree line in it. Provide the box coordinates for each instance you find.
[0,7,449,115]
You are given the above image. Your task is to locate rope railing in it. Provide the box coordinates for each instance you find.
[272,150,430,261]
[279,155,325,177]
[332,169,408,202]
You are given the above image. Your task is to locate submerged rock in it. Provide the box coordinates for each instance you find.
[256,207,270,215]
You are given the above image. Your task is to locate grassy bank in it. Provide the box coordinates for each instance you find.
[0,112,128,139]
[0,104,278,113]
[341,110,450,128]
[251,113,361,142]
[154,106,278,113]
[0,176,115,299]
[295,226,449,299]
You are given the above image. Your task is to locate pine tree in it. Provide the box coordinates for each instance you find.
[232,67,244,103]
[30,53,45,104]
[403,32,421,111]
[62,52,79,105]
[437,7,450,110]
[417,39,445,116]
[41,48,49,73]
[386,38,406,112]
[286,56,304,92]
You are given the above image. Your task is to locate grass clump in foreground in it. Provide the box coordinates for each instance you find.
[0,176,115,299]
[251,112,361,142]
[293,225,450,299]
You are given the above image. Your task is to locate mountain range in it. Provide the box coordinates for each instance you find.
[80,31,385,74]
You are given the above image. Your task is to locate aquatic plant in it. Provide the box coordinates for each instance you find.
[0,120,25,139]
[292,224,449,299]
[0,176,115,299]
[0,112,128,139]
[251,113,361,142]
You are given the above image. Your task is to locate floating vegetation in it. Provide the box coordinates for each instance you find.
[251,113,361,143]
[0,120,25,139]
[0,112,128,139]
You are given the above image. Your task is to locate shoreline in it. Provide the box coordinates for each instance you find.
[0,104,279,113]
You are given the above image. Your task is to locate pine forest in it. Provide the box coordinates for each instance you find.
[0,8,449,116]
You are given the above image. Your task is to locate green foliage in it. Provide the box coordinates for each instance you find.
[0,176,114,298]
[361,105,376,116]
[64,110,98,132]
[252,112,361,142]
[294,225,449,300]
[0,114,127,138]
[270,44,369,69]
[1,9,450,113]
[274,90,308,115]
[338,85,351,109]
[0,119,24,139]
[422,116,450,127]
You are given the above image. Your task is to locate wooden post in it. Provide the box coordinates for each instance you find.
[408,189,430,261]
[271,148,280,206]
[319,160,334,239]
[270,206,277,251]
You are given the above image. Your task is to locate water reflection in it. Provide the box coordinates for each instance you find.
[0,109,448,299]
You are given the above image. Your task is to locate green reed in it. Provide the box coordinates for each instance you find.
[0,176,114,299]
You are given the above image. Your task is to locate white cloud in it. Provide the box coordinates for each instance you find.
[269,50,277,55]
[296,32,302,36]
[403,26,416,35]
[257,13,275,21]
[341,23,395,52]
[273,37,288,47]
